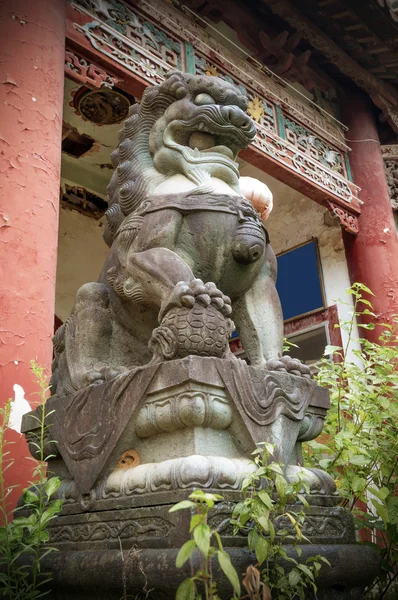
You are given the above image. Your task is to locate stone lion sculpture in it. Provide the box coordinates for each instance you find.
[52,71,297,397]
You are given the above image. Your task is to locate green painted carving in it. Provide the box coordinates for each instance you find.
[275,106,286,139]
[184,41,195,74]
[344,153,353,182]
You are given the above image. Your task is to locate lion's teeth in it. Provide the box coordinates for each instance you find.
[198,122,204,130]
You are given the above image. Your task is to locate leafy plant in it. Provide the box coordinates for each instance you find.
[305,283,398,599]
[0,361,63,600]
[170,490,241,600]
[232,443,328,600]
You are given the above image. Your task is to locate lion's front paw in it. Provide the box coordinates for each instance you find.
[266,355,312,379]
[84,366,128,387]
[160,279,232,321]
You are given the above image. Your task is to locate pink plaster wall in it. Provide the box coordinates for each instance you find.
[0,0,66,510]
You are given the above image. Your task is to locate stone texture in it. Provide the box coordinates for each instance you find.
[20,71,380,599]
[22,356,334,498]
[51,71,283,398]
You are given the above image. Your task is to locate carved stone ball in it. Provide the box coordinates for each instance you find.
[161,303,230,358]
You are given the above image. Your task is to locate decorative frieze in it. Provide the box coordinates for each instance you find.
[65,48,119,88]
[67,0,360,220]
[73,20,176,85]
[283,116,344,175]
[381,145,398,211]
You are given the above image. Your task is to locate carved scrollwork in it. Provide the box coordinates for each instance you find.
[49,516,172,544]
[104,456,255,496]
[135,390,232,438]
[381,146,398,211]
[327,201,359,235]
[207,504,353,543]
[65,49,119,88]
[70,0,358,208]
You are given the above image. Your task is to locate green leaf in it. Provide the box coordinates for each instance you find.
[176,539,196,568]
[257,490,273,509]
[268,463,284,475]
[297,494,310,509]
[169,500,195,513]
[387,495,398,525]
[257,515,269,533]
[189,514,202,532]
[371,500,389,524]
[297,564,315,581]
[40,501,63,525]
[248,529,259,551]
[263,442,275,455]
[288,569,301,586]
[217,550,241,596]
[275,474,287,500]
[44,477,61,499]
[23,489,39,504]
[176,578,195,600]
[189,490,221,507]
[241,478,251,492]
[324,345,342,355]
[254,536,268,566]
[193,523,211,558]
[349,455,369,466]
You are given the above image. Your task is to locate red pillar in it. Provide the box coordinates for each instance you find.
[0,0,65,509]
[341,92,398,342]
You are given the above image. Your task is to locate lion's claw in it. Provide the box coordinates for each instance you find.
[160,279,232,321]
[84,365,128,387]
[266,355,312,379]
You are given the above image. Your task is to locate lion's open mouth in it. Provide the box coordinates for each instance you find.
[187,129,235,161]
[163,116,251,169]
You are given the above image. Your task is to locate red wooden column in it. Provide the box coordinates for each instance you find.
[341,92,398,342]
[0,0,66,509]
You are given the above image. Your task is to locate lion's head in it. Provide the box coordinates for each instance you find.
[104,71,257,246]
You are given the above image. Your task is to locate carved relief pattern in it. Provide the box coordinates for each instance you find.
[135,390,232,438]
[208,506,351,542]
[385,160,398,210]
[327,202,359,234]
[65,49,119,88]
[73,21,174,84]
[104,456,255,496]
[381,147,398,210]
[283,116,345,175]
[69,0,358,209]
[72,1,182,86]
[73,0,182,68]
[253,129,354,203]
[49,516,172,544]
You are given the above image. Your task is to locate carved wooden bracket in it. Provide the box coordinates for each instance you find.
[258,30,314,89]
[65,49,120,89]
[327,202,359,235]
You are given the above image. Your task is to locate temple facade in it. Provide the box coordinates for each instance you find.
[1,0,398,507]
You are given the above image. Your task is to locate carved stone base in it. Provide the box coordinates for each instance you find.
[47,495,354,552]
[19,354,380,598]
[39,496,379,600]
[22,356,335,499]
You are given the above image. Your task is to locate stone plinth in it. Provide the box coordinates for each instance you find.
[20,356,380,599]
[22,356,335,502]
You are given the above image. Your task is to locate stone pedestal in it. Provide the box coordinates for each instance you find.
[22,356,379,599]
[36,496,378,600]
